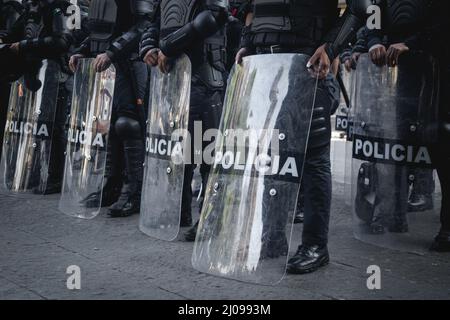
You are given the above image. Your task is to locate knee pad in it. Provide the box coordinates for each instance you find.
[115,116,142,140]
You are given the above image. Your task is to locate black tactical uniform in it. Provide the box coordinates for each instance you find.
[139,0,229,228]
[364,0,450,251]
[0,0,23,158]
[0,0,74,193]
[237,0,373,273]
[77,0,155,217]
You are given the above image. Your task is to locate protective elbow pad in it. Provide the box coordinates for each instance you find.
[160,10,221,57]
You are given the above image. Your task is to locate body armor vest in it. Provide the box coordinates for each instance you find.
[251,0,340,48]
[160,0,198,38]
[383,0,426,38]
[87,0,119,53]
[160,0,226,88]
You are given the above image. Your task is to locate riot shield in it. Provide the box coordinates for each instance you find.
[139,54,191,240]
[192,54,317,284]
[350,53,441,254]
[0,60,60,193]
[59,58,115,219]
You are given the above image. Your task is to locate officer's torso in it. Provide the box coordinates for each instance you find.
[383,0,427,40]
[251,0,340,50]
[159,0,201,38]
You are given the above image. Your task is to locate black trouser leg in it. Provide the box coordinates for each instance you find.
[301,144,332,247]
[430,142,450,231]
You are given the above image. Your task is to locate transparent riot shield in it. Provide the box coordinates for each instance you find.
[192,54,317,284]
[0,60,60,193]
[59,58,115,219]
[139,54,191,240]
[350,53,441,254]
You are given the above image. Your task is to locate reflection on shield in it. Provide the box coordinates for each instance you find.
[0,60,60,193]
[192,54,317,284]
[59,59,115,219]
[139,54,191,241]
[350,53,441,254]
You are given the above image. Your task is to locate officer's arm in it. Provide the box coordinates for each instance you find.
[159,0,230,58]
[324,0,375,61]
[1,10,25,43]
[139,3,160,60]
[106,0,155,62]
[18,7,73,56]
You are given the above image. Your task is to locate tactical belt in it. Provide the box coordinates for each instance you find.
[252,32,318,51]
[255,45,314,56]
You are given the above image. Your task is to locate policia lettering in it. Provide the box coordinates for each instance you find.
[353,136,432,167]
[4,120,50,139]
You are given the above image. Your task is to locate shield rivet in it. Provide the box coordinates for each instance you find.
[92,116,97,122]
[410,125,417,132]
[86,155,91,161]
[224,130,229,137]
[169,121,175,128]
[64,152,67,156]
[166,167,172,174]
[279,133,286,141]
[269,189,277,196]
[32,143,37,148]
[214,182,219,191]
[359,168,364,174]
[409,175,415,182]
[36,110,41,115]
[146,120,149,124]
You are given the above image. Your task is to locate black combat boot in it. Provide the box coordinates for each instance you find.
[108,139,143,218]
[185,220,199,242]
[430,229,450,252]
[408,193,434,212]
[287,244,329,274]
[82,176,122,208]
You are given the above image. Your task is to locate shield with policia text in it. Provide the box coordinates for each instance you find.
[350,52,441,254]
[139,54,191,241]
[0,60,60,193]
[59,58,115,219]
[192,54,318,284]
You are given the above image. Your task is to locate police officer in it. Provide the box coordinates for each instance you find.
[140,0,229,229]
[365,0,450,251]
[0,0,74,193]
[69,0,155,217]
[0,0,23,158]
[234,0,373,274]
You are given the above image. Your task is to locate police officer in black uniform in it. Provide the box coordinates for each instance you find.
[140,0,229,229]
[365,0,450,251]
[0,0,23,158]
[0,0,74,194]
[69,0,155,217]
[235,0,373,274]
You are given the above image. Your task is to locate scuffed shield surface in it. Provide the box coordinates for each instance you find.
[59,58,115,219]
[192,54,317,284]
[139,54,191,240]
[0,60,60,193]
[350,53,441,253]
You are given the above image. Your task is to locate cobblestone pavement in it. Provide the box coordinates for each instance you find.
[0,141,449,300]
